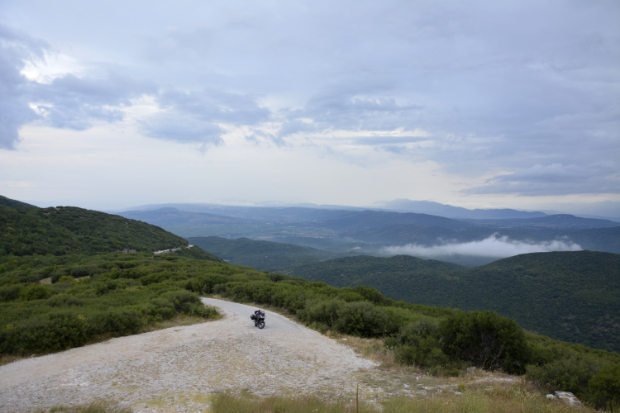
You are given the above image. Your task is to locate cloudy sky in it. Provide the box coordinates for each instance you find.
[1,0,619,215]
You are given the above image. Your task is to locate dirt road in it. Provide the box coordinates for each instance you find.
[0,298,375,412]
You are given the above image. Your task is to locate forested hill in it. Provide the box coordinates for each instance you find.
[0,195,36,209]
[188,236,346,271]
[0,202,219,259]
[287,251,620,353]
[285,254,465,281]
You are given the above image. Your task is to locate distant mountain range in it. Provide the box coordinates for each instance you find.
[116,203,620,258]
[383,199,549,219]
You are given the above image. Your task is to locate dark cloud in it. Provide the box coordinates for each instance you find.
[0,24,44,149]
[0,23,156,147]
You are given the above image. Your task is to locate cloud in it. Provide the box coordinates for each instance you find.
[33,73,156,130]
[381,233,582,258]
[0,24,45,149]
[0,23,157,148]
[464,163,619,195]
[139,112,224,145]
[279,92,425,139]
[140,88,271,144]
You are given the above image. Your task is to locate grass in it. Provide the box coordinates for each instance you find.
[383,384,589,413]
[0,354,25,366]
[330,332,399,367]
[35,401,131,413]
[210,383,592,413]
[211,392,379,413]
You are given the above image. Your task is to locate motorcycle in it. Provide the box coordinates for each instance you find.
[251,310,266,329]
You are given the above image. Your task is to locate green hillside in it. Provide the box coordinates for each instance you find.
[568,226,620,253]
[0,195,36,209]
[0,204,192,256]
[188,236,345,271]
[287,251,620,353]
[286,254,465,288]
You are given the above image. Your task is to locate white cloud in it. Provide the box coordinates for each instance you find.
[381,233,582,258]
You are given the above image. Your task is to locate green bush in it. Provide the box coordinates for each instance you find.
[0,285,21,302]
[297,298,344,328]
[386,320,449,368]
[439,310,529,374]
[588,363,620,409]
[88,308,144,336]
[334,301,397,338]
[18,284,51,301]
[0,312,89,354]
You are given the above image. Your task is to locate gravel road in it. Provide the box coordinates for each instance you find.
[0,298,376,413]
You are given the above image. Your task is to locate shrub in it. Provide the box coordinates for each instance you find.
[439,310,529,374]
[0,312,89,354]
[334,301,396,338]
[526,356,596,396]
[354,285,387,305]
[0,285,21,302]
[588,363,620,409]
[386,320,450,368]
[160,290,201,313]
[297,298,344,328]
[18,284,52,301]
[88,308,143,336]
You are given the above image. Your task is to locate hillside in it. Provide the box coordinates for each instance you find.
[0,203,217,258]
[118,207,253,226]
[0,196,36,210]
[286,251,620,352]
[384,199,548,219]
[322,210,471,230]
[470,214,619,230]
[188,236,346,271]
[566,226,620,254]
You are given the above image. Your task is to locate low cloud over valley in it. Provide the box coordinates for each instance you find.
[381,234,582,259]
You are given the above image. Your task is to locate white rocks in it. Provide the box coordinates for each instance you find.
[555,391,583,407]
[546,391,583,407]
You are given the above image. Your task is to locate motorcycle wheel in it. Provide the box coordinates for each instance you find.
[258,321,265,329]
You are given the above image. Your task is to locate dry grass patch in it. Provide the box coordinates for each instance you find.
[211,383,592,413]
[0,354,26,366]
[211,392,380,413]
[383,383,593,413]
[34,401,131,413]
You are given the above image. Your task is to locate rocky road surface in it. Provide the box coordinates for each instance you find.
[0,298,377,412]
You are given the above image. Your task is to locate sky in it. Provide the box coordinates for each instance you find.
[1,0,619,216]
